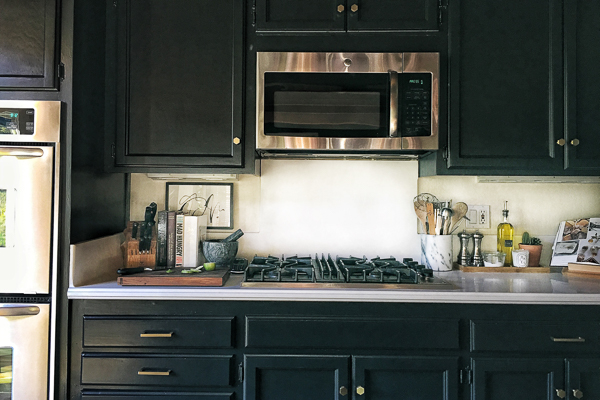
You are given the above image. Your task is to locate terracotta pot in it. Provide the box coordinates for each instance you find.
[518,244,543,267]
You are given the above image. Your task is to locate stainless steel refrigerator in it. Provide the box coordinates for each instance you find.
[0,101,60,400]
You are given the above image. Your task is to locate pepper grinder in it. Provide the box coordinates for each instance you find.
[457,231,473,266]
[472,231,484,267]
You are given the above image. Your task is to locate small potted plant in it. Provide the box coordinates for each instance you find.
[519,232,543,267]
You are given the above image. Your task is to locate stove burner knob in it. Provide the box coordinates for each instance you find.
[356,386,365,396]
[339,386,348,396]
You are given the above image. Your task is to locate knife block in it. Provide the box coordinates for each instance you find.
[121,221,157,269]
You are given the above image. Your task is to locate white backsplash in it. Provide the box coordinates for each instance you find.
[130,160,600,267]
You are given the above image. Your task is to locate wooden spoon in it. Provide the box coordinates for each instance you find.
[426,202,436,235]
[450,202,468,232]
[414,204,428,233]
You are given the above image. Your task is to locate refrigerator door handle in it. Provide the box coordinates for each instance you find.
[0,305,41,317]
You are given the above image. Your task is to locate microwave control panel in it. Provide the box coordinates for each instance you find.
[0,108,35,135]
[400,73,432,137]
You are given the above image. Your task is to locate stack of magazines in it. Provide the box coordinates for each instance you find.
[551,218,600,273]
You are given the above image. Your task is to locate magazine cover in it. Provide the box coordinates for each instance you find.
[551,218,600,266]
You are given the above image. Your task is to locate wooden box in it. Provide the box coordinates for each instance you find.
[120,221,156,269]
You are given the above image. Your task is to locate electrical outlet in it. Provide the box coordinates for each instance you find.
[465,205,490,229]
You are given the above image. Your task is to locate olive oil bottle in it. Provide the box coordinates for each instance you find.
[497,201,514,266]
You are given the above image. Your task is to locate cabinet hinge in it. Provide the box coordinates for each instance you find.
[251,0,257,26]
[238,362,244,383]
[442,146,448,161]
[438,0,448,26]
[460,367,473,385]
[57,63,65,81]
[111,143,116,159]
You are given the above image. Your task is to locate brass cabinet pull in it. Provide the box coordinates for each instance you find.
[556,389,566,398]
[551,336,585,343]
[356,386,365,395]
[233,137,241,145]
[138,369,172,376]
[556,138,566,146]
[140,332,174,338]
[337,4,345,12]
[350,3,359,12]
[339,386,348,396]
[573,389,583,399]
[570,138,580,146]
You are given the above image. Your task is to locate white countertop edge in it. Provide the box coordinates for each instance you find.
[67,287,600,305]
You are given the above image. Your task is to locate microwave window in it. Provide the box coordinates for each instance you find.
[273,91,381,131]
[264,72,389,138]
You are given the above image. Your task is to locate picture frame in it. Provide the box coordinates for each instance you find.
[165,182,233,230]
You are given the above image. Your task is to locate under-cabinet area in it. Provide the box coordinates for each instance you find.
[70,300,600,400]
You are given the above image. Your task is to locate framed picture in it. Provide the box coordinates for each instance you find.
[166,182,233,230]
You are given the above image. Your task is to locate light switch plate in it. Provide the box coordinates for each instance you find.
[465,205,490,229]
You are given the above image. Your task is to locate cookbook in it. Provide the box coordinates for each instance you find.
[551,218,600,266]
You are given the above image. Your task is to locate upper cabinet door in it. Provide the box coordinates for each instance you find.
[564,0,600,173]
[347,0,439,31]
[447,0,564,173]
[255,0,345,32]
[0,0,59,90]
[110,0,244,170]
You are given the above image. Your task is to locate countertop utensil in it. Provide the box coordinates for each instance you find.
[440,207,454,235]
[426,202,436,235]
[414,204,428,233]
[450,202,468,233]
[223,229,244,242]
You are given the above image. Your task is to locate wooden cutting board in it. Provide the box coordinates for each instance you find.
[118,268,230,286]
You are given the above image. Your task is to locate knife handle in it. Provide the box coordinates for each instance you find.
[117,267,145,275]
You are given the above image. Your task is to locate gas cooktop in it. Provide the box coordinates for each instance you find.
[241,254,455,289]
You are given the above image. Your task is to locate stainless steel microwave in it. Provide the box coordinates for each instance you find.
[256,52,439,157]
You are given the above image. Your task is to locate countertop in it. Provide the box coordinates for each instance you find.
[67,269,600,304]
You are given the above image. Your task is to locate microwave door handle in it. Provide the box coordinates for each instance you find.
[0,306,41,317]
[0,147,45,158]
[388,70,399,138]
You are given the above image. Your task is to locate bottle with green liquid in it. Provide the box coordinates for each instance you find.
[497,201,514,266]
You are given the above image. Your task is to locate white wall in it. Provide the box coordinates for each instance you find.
[130,160,600,266]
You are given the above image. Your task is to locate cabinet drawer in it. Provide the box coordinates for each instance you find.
[81,394,233,400]
[471,320,599,352]
[246,316,459,349]
[81,354,233,387]
[83,316,234,348]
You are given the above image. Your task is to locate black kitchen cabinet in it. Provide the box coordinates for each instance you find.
[353,356,459,400]
[446,0,563,174]
[106,0,252,173]
[566,359,600,399]
[0,0,60,90]
[470,358,564,400]
[563,0,600,173]
[70,301,600,400]
[419,0,600,177]
[254,0,440,32]
[244,355,350,400]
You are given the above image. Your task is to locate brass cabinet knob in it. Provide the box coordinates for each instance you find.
[556,389,566,398]
[356,386,365,395]
[573,389,583,399]
[570,138,580,146]
[556,138,566,146]
[337,4,345,12]
[233,137,241,145]
[351,3,359,12]
[339,386,348,396]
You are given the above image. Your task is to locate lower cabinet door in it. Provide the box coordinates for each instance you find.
[244,355,350,400]
[566,358,600,400]
[471,358,564,400]
[352,356,459,400]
